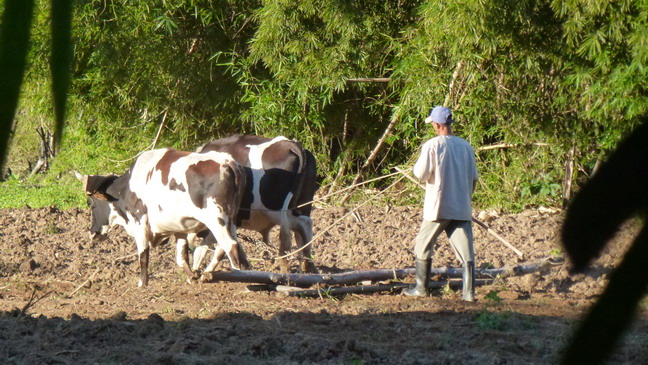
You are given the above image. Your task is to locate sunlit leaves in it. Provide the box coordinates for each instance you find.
[154,14,178,34]
[552,0,648,128]
[9,0,648,210]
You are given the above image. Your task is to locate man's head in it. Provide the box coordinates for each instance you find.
[425,106,453,135]
[424,106,453,125]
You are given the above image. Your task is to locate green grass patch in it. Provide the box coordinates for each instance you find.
[0,174,85,209]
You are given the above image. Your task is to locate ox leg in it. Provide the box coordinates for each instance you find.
[277,219,292,273]
[198,245,226,283]
[198,228,250,276]
[204,221,241,271]
[175,233,196,281]
[294,216,317,273]
[192,245,210,272]
[204,246,227,273]
[236,244,250,270]
[193,231,217,272]
[230,223,251,270]
[135,237,150,287]
[260,229,271,246]
[203,244,249,271]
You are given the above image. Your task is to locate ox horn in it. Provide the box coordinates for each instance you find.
[73,171,90,193]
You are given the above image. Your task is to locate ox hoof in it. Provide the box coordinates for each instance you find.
[186,276,199,285]
[301,261,318,274]
[277,258,291,274]
[199,272,214,283]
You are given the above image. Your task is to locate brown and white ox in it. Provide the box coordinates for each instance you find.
[83,148,247,287]
[190,135,319,273]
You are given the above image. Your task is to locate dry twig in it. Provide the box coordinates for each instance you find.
[68,268,99,297]
[18,287,52,318]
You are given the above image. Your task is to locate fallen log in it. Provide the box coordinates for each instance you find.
[209,257,562,288]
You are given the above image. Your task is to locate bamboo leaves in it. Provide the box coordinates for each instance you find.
[5,0,648,211]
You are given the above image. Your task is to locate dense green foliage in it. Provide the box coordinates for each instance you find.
[3,0,647,210]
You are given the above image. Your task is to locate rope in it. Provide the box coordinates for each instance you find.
[274,174,406,260]
[189,169,410,264]
[237,169,402,212]
[305,170,401,207]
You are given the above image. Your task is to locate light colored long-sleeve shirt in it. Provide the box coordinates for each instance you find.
[413,135,478,221]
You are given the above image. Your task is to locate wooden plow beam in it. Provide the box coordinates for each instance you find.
[207,257,563,296]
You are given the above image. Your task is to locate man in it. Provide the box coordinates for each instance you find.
[404,106,478,301]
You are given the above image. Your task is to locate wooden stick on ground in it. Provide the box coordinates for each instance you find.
[277,279,496,297]
[210,257,560,288]
[68,268,99,297]
[471,218,524,258]
[394,166,525,259]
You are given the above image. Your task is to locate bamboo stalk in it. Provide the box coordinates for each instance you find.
[477,142,550,151]
[68,268,99,297]
[471,219,524,258]
[562,143,576,207]
[341,114,399,203]
[346,77,392,83]
[151,109,168,150]
[444,60,465,107]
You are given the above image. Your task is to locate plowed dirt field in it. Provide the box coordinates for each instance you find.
[0,205,646,364]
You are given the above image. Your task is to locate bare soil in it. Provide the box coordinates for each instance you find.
[0,205,646,364]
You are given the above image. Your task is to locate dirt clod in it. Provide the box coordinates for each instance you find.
[20,258,36,272]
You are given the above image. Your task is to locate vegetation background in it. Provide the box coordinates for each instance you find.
[1,0,646,211]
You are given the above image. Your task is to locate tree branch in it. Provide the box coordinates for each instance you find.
[341,114,399,203]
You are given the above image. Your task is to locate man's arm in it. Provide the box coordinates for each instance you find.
[413,142,433,182]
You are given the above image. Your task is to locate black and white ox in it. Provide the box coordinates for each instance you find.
[191,135,319,273]
[82,148,247,287]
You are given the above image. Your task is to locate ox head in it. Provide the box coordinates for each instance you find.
[82,174,119,241]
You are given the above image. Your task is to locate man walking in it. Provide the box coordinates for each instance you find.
[404,106,478,301]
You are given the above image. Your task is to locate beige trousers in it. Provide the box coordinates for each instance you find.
[413,219,474,263]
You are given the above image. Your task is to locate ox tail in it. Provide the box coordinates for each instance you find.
[287,143,318,217]
[224,160,246,218]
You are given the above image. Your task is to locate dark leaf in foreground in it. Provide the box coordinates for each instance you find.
[0,0,35,170]
[50,0,74,152]
[561,118,648,364]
